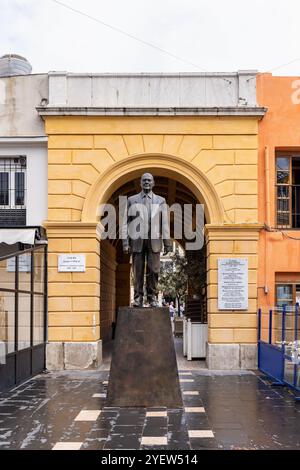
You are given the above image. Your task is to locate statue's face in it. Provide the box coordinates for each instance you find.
[141,173,154,192]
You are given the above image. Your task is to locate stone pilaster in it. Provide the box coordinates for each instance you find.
[44,221,102,369]
[205,224,262,369]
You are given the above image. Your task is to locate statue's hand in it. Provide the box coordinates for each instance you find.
[124,246,131,255]
[163,246,172,255]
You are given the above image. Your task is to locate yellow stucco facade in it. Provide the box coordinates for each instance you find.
[43,115,261,365]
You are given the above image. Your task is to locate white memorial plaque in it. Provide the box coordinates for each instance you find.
[218,258,248,310]
[7,254,31,272]
[58,254,86,272]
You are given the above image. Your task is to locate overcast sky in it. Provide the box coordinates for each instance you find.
[1,0,300,75]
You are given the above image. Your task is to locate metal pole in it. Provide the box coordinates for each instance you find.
[43,245,48,373]
[14,256,18,353]
[258,308,261,369]
[44,245,48,344]
[269,309,273,344]
[282,304,286,346]
[15,256,19,385]
[281,304,286,382]
[30,250,34,376]
[294,303,299,389]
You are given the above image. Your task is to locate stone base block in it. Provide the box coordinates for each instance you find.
[64,341,102,370]
[207,343,257,370]
[240,344,257,369]
[46,340,102,370]
[107,307,182,408]
[207,343,240,370]
[46,342,64,370]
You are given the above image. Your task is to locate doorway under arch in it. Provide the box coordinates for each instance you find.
[98,171,208,343]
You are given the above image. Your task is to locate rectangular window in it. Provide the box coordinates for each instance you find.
[275,277,300,344]
[0,173,9,206]
[276,284,293,309]
[276,154,300,228]
[15,172,25,206]
[275,274,300,308]
[0,157,26,226]
[18,293,31,350]
[275,272,300,307]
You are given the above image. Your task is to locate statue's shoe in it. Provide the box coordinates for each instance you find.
[132,299,143,307]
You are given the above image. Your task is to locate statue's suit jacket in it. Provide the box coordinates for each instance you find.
[122,191,171,253]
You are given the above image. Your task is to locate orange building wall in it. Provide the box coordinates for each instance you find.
[257,73,300,309]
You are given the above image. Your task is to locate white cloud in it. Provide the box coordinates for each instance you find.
[0,0,300,75]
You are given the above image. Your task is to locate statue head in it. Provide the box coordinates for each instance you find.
[140,173,155,193]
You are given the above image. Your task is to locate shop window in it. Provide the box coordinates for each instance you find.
[33,295,44,346]
[276,154,300,228]
[0,156,26,226]
[275,280,300,344]
[275,282,300,308]
[18,293,31,350]
[276,283,293,305]
[0,290,15,356]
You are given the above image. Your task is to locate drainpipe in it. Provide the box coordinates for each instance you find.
[265,146,271,227]
[264,146,270,295]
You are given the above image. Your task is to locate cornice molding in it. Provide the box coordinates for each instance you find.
[205,223,263,241]
[37,106,267,118]
[43,221,103,240]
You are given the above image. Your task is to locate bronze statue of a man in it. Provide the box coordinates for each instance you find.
[122,173,172,307]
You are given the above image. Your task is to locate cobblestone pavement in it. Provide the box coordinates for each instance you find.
[0,341,299,450]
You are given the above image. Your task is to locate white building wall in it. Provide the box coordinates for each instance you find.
[0,73,48,227]
[0,139,48,226]
[0,74,48,137]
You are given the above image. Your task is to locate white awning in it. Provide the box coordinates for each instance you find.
[0,229,37,245]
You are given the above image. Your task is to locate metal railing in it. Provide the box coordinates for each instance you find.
[258,304,300,399]
[276,184,300,228]
[0,157,26,226]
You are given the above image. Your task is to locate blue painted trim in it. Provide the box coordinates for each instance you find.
[258,306,300,401]
[269,309,273,344]
[294,304,299,389]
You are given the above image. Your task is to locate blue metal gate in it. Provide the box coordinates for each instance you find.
[258,305,300,399]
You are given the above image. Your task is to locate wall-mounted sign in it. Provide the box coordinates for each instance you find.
[58,254,86,272]
[7,254,31,272]
[218,258,248,310]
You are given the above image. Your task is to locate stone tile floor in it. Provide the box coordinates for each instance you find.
[0,339,299,450]
[0,368,299,450]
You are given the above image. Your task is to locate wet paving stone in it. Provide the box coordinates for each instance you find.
[82,437,107,450]
[142,426,168,437]
[114,410,145,426]
[190,438,219,450]
[112,425,144,435]
[104,436,141,450]
[168,409,186,419]
[167,438,190,450]
[144,416,167,428]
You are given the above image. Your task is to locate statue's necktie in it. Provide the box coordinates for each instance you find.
[143,194,152,235]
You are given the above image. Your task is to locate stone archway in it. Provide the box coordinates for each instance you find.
[81,153,225,225]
